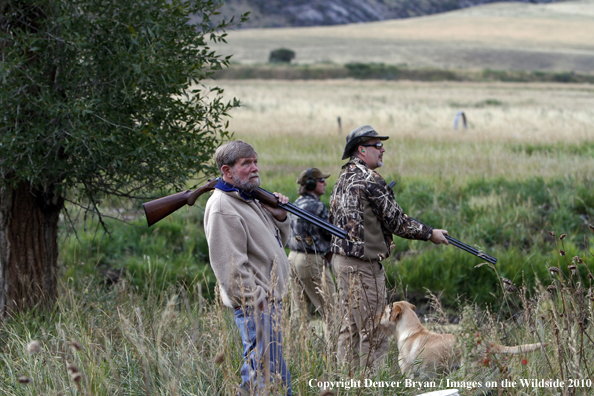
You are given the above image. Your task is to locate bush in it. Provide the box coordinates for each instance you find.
[269,48,296,63]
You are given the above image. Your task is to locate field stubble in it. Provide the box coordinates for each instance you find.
[211,79,594,182]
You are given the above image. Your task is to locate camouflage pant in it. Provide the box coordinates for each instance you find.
[332,255,389,371]
[288,251,336,319]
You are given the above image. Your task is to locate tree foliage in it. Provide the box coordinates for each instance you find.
[0,0,246,208]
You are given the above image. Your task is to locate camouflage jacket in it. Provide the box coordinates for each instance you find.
[287,193,332,254]
[329,157,432,260]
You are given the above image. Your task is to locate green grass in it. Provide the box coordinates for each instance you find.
[56,170,594,312]
[53,79,594,311]
[59,194,215,295]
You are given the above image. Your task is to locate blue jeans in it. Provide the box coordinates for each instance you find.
[234,302,292,395]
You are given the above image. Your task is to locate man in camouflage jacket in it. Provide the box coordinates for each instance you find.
[329,125,449,371]
[288,168,336,320]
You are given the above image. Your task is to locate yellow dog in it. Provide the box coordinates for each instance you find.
[378,301,546,378]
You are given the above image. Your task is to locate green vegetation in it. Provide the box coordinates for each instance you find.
[53,79,594,312]
[56,169,593,311]
[0,0,244,315]
[60,197,214,294]
[215,63,594,83]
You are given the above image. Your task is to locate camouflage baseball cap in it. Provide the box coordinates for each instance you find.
[296,167,331,185]
[341,125,389,160]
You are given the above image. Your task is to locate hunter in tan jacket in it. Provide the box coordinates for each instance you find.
[204,186,290,309]
[203,140,292,395]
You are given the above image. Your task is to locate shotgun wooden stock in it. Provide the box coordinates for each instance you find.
[143,179,218,226]
[142,178,349,239]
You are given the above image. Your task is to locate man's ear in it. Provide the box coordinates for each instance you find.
[221,164,233,179]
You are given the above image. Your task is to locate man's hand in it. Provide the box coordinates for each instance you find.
[430,229,449,245]
[260,192,289,221]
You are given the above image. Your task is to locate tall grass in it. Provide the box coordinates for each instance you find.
[2,231,593,395]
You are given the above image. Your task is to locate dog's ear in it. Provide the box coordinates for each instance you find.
[403,301,416,311]
[390,303,403,322]
[378,304,397,335]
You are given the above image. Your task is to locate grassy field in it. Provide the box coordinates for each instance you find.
[213,79,594,178]
[204,78,594,305]
[213,0,594,73]
[3,76,594,394]
[52,78,594,308]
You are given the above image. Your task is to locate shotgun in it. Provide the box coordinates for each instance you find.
[387,181,498,264]
[143,178,348,239]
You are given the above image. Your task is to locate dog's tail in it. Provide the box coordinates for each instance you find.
[490,342,547,354]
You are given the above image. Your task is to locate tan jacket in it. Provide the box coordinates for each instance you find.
[204,188,291,308]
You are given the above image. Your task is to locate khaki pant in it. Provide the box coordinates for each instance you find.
[332,255,389,371]
[288,251,336,319]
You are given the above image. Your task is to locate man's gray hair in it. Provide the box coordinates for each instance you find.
[214,140,257,175]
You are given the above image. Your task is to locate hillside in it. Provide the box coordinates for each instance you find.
[213,0,594,73]
[214,0,563,28]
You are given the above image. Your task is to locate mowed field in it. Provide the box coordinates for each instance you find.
[214,0,594,72]
[211,79,594,184]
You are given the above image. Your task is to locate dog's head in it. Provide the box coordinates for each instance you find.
[377,301,416,336]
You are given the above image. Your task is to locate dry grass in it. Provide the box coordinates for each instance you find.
[208,79,594,181]
[215,0,594,72]
[3,239,594,395]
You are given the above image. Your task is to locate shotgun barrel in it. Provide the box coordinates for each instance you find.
[143,178,348,240]
[387,181,498,264]
[255,188,347,239]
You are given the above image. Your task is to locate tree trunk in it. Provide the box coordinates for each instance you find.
[0,182,64,317]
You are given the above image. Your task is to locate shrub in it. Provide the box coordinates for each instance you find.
[269,48,296,63]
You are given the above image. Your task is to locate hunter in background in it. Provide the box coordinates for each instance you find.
[287,167,336,320]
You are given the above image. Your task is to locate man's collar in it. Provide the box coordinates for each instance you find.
[215,179,258,201]
[344,156,369,169]
[301,192,320,200]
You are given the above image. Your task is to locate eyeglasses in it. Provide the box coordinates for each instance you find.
[361,142,384,150]
[317,178,325,183]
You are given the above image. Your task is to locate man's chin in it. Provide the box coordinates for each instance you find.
[245,178,260,190]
